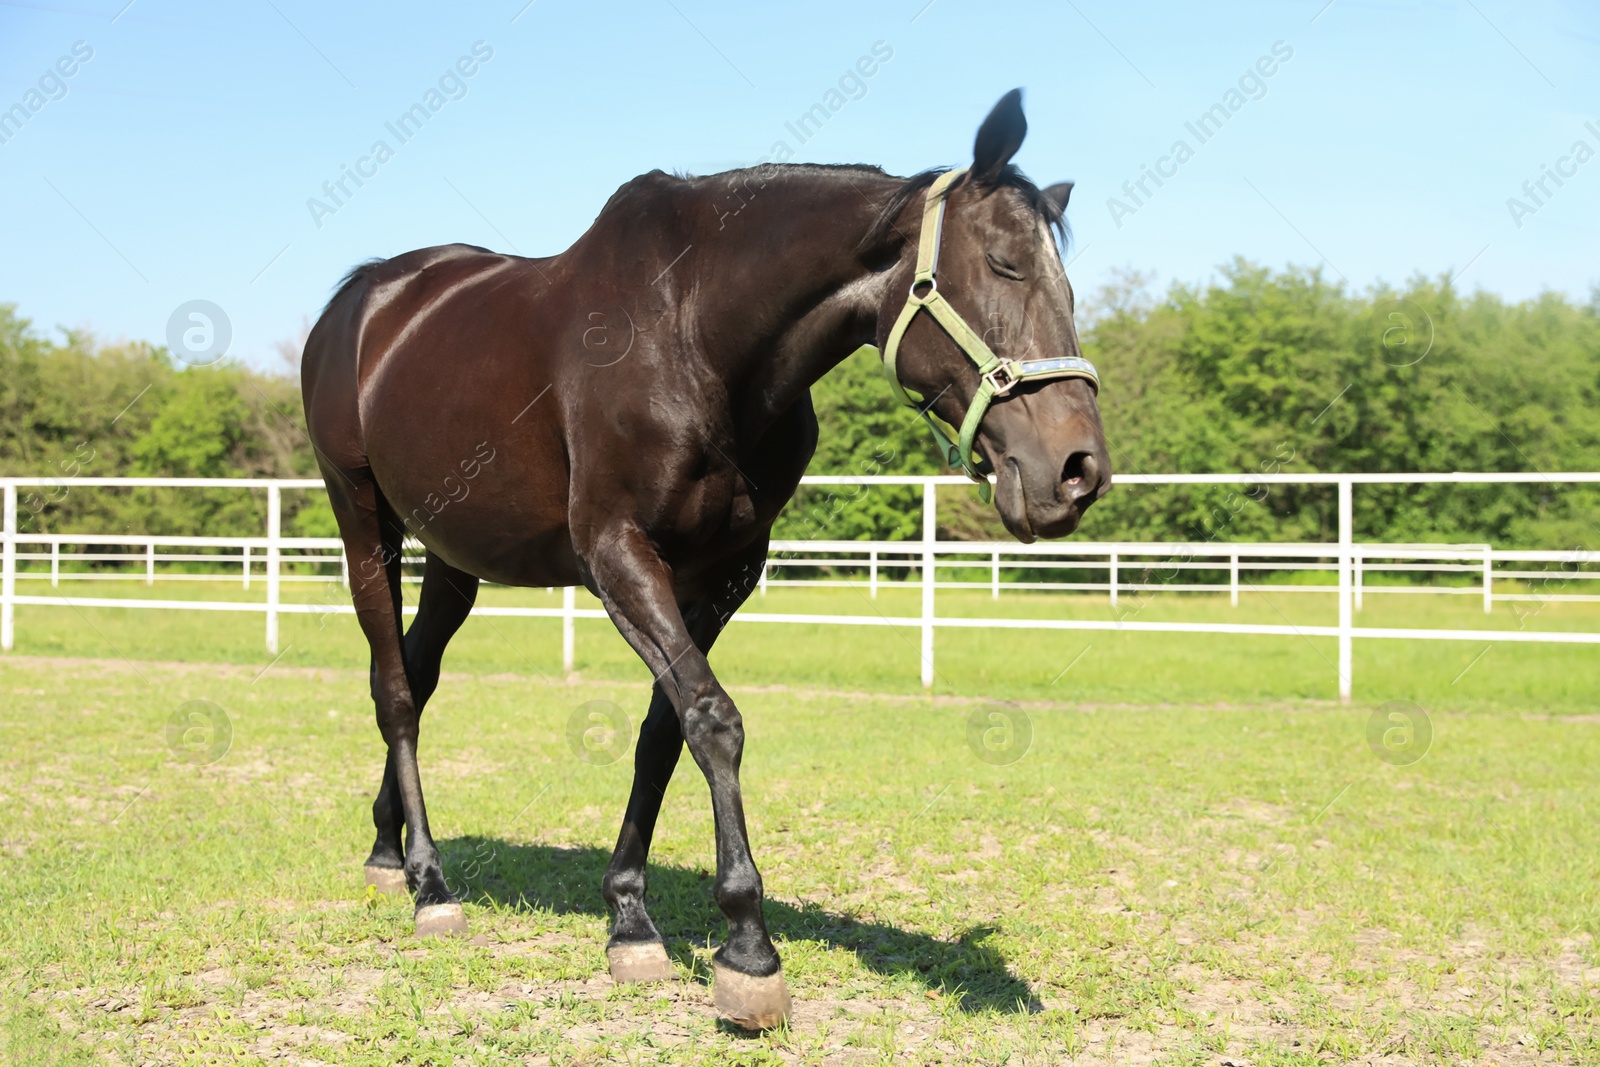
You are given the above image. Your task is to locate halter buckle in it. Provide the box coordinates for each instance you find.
[982,361,1018,396]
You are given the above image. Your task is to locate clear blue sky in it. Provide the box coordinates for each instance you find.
[1,0,1596,369]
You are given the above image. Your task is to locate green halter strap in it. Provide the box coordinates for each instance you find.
[879,167,1100,499]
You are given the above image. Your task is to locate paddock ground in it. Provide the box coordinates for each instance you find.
[1,589,1598,1065]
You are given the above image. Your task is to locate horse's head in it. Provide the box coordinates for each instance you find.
[878,90,1110,542]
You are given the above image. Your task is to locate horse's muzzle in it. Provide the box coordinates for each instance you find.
[995,445,1111,543]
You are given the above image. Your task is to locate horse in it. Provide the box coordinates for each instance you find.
[301,89,1110,1030]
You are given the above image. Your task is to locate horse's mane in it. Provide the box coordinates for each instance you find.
[625,162,1069,255]
[859,164,1070,253]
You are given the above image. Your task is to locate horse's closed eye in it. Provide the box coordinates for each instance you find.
[985,252,1025,281]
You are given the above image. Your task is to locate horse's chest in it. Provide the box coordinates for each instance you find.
[659,434,806,555]
[659,465,764,552]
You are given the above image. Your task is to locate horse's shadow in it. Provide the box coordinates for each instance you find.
[438,836,1038,1014]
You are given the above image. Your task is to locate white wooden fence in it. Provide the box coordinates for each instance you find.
[2,474,1597,701]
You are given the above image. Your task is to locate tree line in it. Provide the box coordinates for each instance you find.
[3,261,1597,552]
[0,311,325,539]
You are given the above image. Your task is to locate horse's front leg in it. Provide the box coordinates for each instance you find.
[583,524,789,1030]
[603,540,767,984]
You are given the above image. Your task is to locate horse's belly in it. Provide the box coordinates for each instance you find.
[359,340,578,586]
[378,447,579,588]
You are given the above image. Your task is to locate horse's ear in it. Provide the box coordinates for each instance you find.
[972,89,1026,185]
[1043,182,1073,213]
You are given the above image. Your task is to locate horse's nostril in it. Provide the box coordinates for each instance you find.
[1063,451,1099,496]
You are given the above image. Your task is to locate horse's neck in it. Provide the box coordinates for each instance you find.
[704,169,904,437]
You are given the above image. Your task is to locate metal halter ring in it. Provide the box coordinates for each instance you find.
[982,362,1018,396]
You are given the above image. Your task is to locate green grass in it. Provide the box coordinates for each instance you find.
[2,583,1598,1063]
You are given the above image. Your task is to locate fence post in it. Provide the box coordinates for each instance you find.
[146,540,155,586]
[758,559,768,597]
[991,549,1000,600]
[242,543,250,589]
[340,547,350,590]
[1230,554,1239,607]
[920,481,936,689]
[266,484,281,655]
[2,483,15,652]
[869,549,878,599]
[562,584,576,674]
[1337,478,1353,704]
[51,540,60,588]
[1482,544,1493,614]
[1108,552,1118,607]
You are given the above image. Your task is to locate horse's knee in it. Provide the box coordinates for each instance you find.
[682,692,743,760]
[370,657,413,706]
[371,688,420,747]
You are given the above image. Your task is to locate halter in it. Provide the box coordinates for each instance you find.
[879,167,1100,497]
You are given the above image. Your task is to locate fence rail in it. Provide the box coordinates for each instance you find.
[2,474,1597,701]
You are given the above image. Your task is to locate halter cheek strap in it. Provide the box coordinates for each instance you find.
[879,167,1100,498]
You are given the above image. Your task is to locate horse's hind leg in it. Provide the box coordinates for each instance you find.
[582,527,788,1028]
[364,551,479,898]
[601,684,683,981]
[326,469,466,938]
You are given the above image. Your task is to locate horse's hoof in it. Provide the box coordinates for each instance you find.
[364,865,408,896]
[607,941,677,983]
[713,961,791,1030]
[414,903,468,939]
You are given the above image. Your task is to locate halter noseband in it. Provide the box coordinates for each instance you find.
[879,167,1100,497]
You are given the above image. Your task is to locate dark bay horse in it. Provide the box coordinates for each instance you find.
[301,90,1110,1029]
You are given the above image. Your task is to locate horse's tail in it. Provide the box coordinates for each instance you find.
[323,257,388,317]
